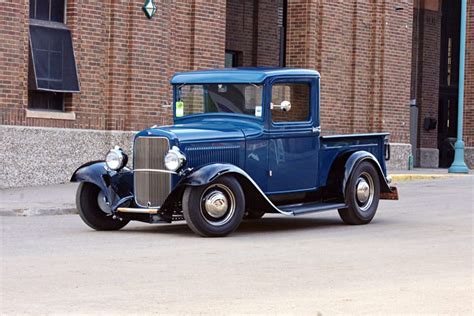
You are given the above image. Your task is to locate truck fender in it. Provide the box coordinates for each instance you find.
[177,164,292,216]
[70,161,134,211]
[70,161,109,194]
[342,151,392,196]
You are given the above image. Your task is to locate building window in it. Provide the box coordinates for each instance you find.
[225,50,242,68]
[28,0,80,111]
[28,91,64,111]
[29,0,65,23]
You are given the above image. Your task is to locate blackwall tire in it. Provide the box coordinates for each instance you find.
[338,161,380,225]
[183,176,245,237]
[76,182,129,231]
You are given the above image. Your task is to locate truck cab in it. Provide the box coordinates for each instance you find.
[72,68,398,237]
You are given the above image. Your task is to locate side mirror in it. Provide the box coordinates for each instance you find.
[270,100,292,112]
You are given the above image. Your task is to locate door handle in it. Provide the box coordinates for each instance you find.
[312,126,321,133]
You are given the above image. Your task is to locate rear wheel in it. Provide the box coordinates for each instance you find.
[338,161,380,225]
[76,182,129,231]
[183,176,245,237]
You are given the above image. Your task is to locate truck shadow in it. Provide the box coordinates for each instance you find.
[122,216,351,237]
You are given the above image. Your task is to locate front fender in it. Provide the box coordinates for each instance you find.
[176,164,292,215]
[71,161,134,211]
[71,161,109,194]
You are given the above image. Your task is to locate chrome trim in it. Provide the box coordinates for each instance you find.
[200,184,236,226]
[105,146,125,171]
[213,169,293,216]
[133,168,177,174]
[133,136,172,208]
[164,146,187,171]
[117,207,160,214]
[356,172,375,212]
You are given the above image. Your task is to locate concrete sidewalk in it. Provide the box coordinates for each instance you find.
[0,183,79,216]
[0,168,470,216]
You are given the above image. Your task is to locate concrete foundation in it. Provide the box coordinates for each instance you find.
[0,125,135,189]
[0,125,415,188]
[416,148,439,168]
[386,143,412,170]
[465,147,474,169]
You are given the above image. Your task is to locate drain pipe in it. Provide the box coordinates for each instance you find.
[448,0,469,173]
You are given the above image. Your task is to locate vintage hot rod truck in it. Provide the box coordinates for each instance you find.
[71,68,398,237]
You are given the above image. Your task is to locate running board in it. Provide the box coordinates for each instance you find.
[278,202,347,216]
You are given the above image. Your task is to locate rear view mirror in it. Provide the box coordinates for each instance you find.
[270,100,291,112]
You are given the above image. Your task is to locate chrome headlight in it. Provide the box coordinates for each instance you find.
[164,146,186,171]
[105,146,127,171]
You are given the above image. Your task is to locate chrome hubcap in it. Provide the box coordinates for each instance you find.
[200,184,236,226]
[355,172,374,212]
[97,190,112,214]
[356,179,370,204]
[203,190,228,218]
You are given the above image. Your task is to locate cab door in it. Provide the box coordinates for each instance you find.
[266,78,320,194]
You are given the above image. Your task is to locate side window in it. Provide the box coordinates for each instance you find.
[271,83,310,123]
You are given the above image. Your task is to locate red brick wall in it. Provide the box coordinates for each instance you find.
[225,0,281,67]
[0,2,29,125]
[286,0,412,144]
[464,0,474,147]
[413,6,441,149]
[0,0,226,131]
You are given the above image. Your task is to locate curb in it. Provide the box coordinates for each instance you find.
[0,207,78,217]
[391,174,469,182]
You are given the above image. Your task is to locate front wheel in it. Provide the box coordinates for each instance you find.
[338,161,380,225]
[76,182,129,231]
[183,176,245,237]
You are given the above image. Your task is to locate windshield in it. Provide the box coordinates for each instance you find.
[175,84,263,118]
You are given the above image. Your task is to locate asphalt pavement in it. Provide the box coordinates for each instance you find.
[0,176,473,314]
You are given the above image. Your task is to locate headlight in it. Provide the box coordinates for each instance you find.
[164,146,186,171]
[105,146,127,171]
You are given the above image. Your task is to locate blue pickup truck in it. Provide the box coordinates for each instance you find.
[72,68,398,237]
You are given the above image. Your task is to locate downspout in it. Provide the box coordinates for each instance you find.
[448,0,469,173]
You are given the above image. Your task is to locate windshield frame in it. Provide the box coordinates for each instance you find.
[172,83,265,122]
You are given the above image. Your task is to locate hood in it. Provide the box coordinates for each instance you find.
[136,117,263,144]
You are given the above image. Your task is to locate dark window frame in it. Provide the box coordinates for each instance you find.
[225,50,242,68]
[29,0,66,23]
[28,0,80,111]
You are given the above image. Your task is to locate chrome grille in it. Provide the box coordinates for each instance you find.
[134,137,170,207]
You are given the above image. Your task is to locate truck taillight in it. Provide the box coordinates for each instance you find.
[384,139,391,161]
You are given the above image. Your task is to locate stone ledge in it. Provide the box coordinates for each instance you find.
[26,109,76,120]
[416,148,439,168]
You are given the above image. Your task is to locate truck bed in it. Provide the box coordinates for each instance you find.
[319,132,389,186]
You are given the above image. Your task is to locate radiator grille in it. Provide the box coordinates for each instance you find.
[133,137,171,207]
[185,145,240,167]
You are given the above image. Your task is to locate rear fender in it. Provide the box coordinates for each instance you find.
[342,151,392,196]
[176,164,292,215]
[327,151,392,200]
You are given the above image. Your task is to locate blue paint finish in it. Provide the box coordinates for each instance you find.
[171,67,320,85]
[72,68,396,217]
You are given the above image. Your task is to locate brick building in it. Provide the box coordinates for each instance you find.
[0,0,472,188]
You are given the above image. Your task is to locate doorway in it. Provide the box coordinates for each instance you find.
[438,0,461,167]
